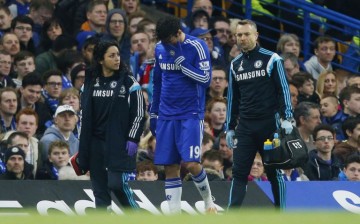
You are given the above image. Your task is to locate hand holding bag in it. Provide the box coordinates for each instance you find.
[263,126,309,169]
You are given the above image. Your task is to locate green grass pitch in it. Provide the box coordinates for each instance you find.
[1,209,358,224]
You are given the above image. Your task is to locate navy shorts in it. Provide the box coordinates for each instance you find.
[154,119,203,165]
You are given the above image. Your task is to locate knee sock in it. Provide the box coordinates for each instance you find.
[165,177,182,214]
[191,168,214,209]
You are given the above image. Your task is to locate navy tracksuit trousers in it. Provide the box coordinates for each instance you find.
[229,117,286,209]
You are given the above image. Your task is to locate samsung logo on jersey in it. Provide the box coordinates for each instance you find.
[159,63,181,70]
[235,69,266,81]
[93,90,114,97]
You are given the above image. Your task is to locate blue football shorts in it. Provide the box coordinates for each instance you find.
[154,119,203,165]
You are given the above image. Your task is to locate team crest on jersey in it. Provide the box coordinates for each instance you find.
[254,60,263,68]
[110,81,117,88]
[94,77,100,87]
[199,61,210,70]
[238,60,244,71]
[169,50,175,56]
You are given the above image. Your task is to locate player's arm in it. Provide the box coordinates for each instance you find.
[270,53,293,120]
[226,62,241,130]
[149,47,162,116]
[128,76,146,142]
[174,40,211,87]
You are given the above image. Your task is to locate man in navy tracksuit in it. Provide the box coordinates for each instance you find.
[226,20,293,209]
[78,41,145,210]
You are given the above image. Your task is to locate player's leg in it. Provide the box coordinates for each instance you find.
[180,119,216,212]
[154,119,182,214]
[164,164,182,214]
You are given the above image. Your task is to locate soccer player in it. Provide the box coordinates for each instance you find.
[226,19,294,209]
[150,15,217,214]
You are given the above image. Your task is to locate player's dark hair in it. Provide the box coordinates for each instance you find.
[156,16,180,42]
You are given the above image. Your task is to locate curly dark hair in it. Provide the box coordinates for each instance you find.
[92,40,129,75]
[155,15,180,42]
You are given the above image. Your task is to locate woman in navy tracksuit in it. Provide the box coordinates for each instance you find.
[78,40,145,210]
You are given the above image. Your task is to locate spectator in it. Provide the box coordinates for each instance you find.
[281,168,309,181]
[102,8,131,64]
[0,146,33,180]
[37,17,64,55]
[248,153,267,182]
[206,97,226,139]
[136,160,158,181]
[339,86,360,117]
[129,30,151,80]
[10,15,37,55]
[58,88,81,138]
[227,18,241,63]
[320,95,347,141]
[211,16,231,63]
[56,49,84,89]
[334,117,360,165]
[81,35,99,66]
[39,104,79,162]
[281,52,300,82]
[0,6,13,35]
[346,74,360,89]
[304,36,336,80]
[36,140,70,180]
[191,0,213,17]
[338,153,360,181]
[303,124,342,180]
[0,33,20,58]
[206,65,227,102]
[28,0,53,29]
[0,87,17,135]
[292,72,320,105]
[218,132,232,180]
[137,18,156,43]
[8,0,31,18]
[4,130,37,176]
[0,51,16,88]
[12,51,35,88]
[35,34,78,75]
[18,72,52,137]
[201,149,224,180]
[79,0,107,33]
[190,28,226,68]
[289,82,299,110]
[294,101,321,151]
[121,0,143,17]
[277,34,301,59]
[14,109,40,172]
[127,10,146,35]
[316,70,338,98]
[41,69,62,116]
[201,132,214,156]
[70,63,86,91]
[137,132,156,162]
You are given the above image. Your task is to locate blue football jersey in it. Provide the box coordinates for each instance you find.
[151,34,212,120]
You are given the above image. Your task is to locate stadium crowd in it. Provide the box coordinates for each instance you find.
[0,0,359,186]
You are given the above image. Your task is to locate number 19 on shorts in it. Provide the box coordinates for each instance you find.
[189,145,200,159]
